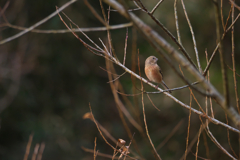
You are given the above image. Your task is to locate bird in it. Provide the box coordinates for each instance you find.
[145,56,171,93]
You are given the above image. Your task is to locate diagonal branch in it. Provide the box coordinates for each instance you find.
[0,0,77,45]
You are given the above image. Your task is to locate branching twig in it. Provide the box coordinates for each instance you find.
[88,104,137,160]
[133,0,197,69]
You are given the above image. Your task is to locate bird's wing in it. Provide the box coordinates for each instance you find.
[157,65,163,77]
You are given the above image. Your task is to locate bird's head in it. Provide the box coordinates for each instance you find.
[145,56,158,65]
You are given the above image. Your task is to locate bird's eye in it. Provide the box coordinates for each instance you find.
[152,57,155,59]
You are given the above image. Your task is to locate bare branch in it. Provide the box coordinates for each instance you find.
[180,0,202,72]
[0,22,133,33]
[213,0,230,109]
[141,83,162,160]
[174,0,182,45]
[0,0,77,45]
[150,0,164,14]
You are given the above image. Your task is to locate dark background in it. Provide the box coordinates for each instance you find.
[0,0,240,159]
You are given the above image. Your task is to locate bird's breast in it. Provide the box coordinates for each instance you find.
[145,65,162,83]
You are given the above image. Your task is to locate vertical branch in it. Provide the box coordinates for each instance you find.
[213,0,230,108]
[225,114,238,158]
[174,0,182,45]
[94,137,98,160]
[220,0,225,29]
[205,50,214,118]
[140,80,162,160]
[195,125,202,160]
[99,0,118,59]
[123,28,128,66]
[230,2,240,157]
[180,0,202,72]
[131,28,142,125]
[184,93,192,160]
[231,1,240,113]
[203,132,210,159]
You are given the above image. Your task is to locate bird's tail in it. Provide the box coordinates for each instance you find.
[161,81,172,93]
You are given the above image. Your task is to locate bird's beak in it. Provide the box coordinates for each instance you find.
[156,58,158,61]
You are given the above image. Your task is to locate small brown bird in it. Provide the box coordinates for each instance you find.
[145,56,171,93]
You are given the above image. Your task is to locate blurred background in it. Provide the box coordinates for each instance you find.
[0,0,240,159]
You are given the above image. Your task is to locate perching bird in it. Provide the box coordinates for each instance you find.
[145,56,171,93]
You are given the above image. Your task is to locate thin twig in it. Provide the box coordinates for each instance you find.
[94,137,98,160]
[180,0,202,72]
[146,94,160,111]
[226,64,240,78]
[82,146,120,159]
[84,0,105,25]
[107,71,127,83]
[88,104,137,160]
[203,132,210,159]
[174,0,182,45]
[213,0,230,108]
[195,125,202,160]
[0,0,77,45]
[223,6,232,31]
[123,28,128,66]
[156,120,183,150]
[225,114,238,158]
[229,0,240,11]
[0,22,133,33]
[202,12,240,77]
[141,82,162,160]
[205,125,237,160]
[231,1,240,114]
[131,28,142,129]
[220,0,225,29]
[99,0,118,59]
[184,92,192,160]
[150,0,164,14]
[205,50,214,118]
[180,122,208,160]
[0,1,9,18]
